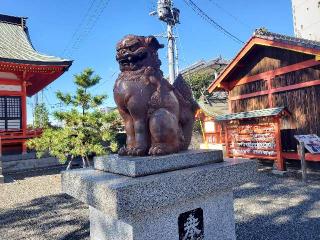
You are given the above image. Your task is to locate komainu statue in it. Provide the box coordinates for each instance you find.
[113,35,199,156]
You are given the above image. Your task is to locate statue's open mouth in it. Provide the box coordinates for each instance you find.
[118,51,148,67]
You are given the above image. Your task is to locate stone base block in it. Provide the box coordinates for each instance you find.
[2,156,61,173]
[62,151,257,240]
[90,191,235,240]
[94,150,223,177]
[0,175,4,183]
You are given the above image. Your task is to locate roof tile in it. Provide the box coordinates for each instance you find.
[254,28,320,51]
[0,14,71,66]
[215,107,287,121]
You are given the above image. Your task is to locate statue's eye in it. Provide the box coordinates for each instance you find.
[129,45,139,52]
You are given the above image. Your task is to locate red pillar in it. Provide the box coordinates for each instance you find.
[21,79,27,154]
[220,124,223,144]
[275,117,285,171]
[267,77,273,108]
[228,99,232,113]
[224,124,230,157]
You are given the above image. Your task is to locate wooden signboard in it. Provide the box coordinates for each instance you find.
[226,122,277,159]
[294,134,320,154]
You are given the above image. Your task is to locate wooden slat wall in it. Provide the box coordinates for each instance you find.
[229,46,320,148]
[228,46,313,81]
[273,86,320,135]
[273,65,320,88]
[231,95,269,112]
[230,80,267,97]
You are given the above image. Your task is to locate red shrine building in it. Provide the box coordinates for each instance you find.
[207,29,320,171]
[0,14,72,155]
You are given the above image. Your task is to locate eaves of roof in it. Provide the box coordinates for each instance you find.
[215,107,289,121]
[0,14,72,67]
[207,30,320,93]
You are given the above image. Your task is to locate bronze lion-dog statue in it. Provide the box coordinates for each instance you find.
[113,35,199,156]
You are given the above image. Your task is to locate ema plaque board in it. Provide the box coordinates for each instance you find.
[178,208,204,240]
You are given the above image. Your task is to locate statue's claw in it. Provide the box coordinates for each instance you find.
[148,144,169,156]
[127,147,147,156]
[118,146,129,156]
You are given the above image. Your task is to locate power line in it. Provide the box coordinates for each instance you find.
[174,27,187,74]
[149,0,156,13]
[207,0,252,30]
[62,0,97,55]
[91,71,118,92]
[69,0,111,55]
[43,93,52,112]
[62,0,111,57]
[64,0,104,56]
[183,0,244,44]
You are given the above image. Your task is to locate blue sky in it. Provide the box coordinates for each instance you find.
[2,0,294,123]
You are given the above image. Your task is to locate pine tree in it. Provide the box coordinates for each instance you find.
[33,103,50,128]
[27,68,122,169]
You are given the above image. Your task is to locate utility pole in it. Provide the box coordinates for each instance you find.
[167,23,175,84]
[32,93,39,127]
[151,0,180,84]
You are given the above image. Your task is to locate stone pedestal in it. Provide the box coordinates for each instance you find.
[62,150,257,240]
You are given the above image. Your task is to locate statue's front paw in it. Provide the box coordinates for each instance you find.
[149,143,179,156]
[127,147,147,156]
[118,146,130,156]
[148,144,167,156]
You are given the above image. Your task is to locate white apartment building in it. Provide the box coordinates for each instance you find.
[292,0,320,41]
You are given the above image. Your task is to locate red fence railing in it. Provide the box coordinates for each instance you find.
[0,128,42,155]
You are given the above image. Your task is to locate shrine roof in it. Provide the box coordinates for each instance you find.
[180,57,229,75]
[196,93,228,118]
[208,29,320,93]
[0,14,72,66]
[215,107,288,121]
[254,29,320,50]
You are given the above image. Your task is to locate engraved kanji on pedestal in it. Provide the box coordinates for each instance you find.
[178,208,204,240]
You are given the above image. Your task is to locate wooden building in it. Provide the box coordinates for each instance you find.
[207,29,320,170]
[179,57,229,148]
[0,14,72,155]
[195,92,228,147]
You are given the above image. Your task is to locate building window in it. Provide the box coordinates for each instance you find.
[0,96,21,130]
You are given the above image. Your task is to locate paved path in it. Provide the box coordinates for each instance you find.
[0,166,319,240]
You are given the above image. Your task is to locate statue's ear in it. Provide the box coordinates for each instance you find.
[145,36,164,50]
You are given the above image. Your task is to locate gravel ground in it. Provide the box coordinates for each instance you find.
[234,167,320,240]
[0,165,319,240]
[0,167,90,240]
